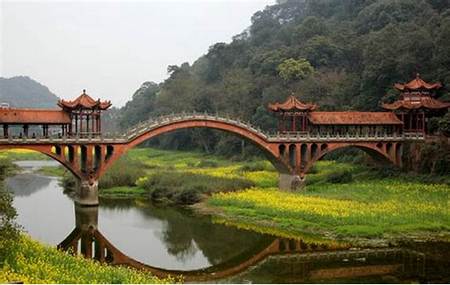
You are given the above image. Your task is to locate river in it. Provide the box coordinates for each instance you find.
[8,161,450,283]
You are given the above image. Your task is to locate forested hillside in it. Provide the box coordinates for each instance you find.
[118,0,450,155]
[0,76,59,108]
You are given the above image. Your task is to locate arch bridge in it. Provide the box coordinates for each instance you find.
[0,112,418,205]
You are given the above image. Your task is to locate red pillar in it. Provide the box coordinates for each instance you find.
[422,112,425,134]
[74,115,78,135]
[304,116,308,132]
[23,125,29,137]
[303,115,306,131]
[3,124,8,137]
[91,115,95,133]
[292,115,296,132]
[86,116,90,134]
[409,113,412,132]
[416,113,419,132]
[79,114,83,136]
[97,116,101,133]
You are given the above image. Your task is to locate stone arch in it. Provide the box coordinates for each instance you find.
[303,142,396,174]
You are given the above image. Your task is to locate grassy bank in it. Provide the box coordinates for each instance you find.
[207,161,450,244]
[0,235,175,283]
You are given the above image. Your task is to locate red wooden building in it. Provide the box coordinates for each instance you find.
[269,96,402,136]
[0,90,111,138]
[382,74,450,134]
[58,90,111,136]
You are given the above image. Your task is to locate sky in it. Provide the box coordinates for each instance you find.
[1,0,274,107]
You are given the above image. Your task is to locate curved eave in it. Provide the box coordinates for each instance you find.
[382,101,450,110]
[268,104,317,112]
[268,96,317,112]
[394,78,442,91]
[58,101,112,111]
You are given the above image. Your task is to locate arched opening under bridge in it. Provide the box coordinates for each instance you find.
[301,142,402,177]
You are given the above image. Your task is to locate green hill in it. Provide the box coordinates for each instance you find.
[0,76,59,109]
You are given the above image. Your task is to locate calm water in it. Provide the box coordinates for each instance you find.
[8,161,450,283]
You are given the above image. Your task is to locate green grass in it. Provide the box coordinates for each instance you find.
[0,235,176,283]
[100,186,147,198]
[36,166,67,177]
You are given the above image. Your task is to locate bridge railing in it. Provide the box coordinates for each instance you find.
[0,112,428,144]
[121,111,268,141]
[267,131,425,142]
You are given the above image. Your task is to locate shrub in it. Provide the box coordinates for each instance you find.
[438,113,450,136]
[99,157,146,189]
[428,117,440,134]
[196,159,218,168]
[371,165,401,178]
[307,165,318,174]
[238,161,268,172]
[140,171,254,204]
[326,170,353,183]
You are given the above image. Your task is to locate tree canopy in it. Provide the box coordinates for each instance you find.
[117,0,450,155]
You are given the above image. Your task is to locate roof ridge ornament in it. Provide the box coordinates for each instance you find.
[394,73,442,91]
[57,89,112,110]
[268,95,317,112]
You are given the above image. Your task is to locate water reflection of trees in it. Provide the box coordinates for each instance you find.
[7,173,52,197]
[99,198,271,264]
[63,203,440,283]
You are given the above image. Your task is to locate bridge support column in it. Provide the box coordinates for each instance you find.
[75,204,98,231]
[279,173,304,191]
[75,179,99,206]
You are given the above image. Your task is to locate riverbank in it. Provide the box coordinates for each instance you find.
[0,235,176,283]
[6,147,449,245]
[205,162,449,246]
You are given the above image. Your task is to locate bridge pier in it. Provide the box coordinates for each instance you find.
[279,173,305,191]
[74,179,99,206]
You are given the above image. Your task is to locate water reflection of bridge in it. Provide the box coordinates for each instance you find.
[58,204,429,282]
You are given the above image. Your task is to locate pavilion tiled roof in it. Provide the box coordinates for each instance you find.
[308,112,403,125]
[58,90,111,110]
[382,97,450,110]
[394,74,442,91]
[0,109,71,124]
[268,96,317,112]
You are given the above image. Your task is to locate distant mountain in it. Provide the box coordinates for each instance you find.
[0,76,59,109]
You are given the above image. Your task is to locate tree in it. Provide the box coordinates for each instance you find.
[438,112,450,136]
[277,58,314,82]
[0,158,19,260]
[302,36,342,67]
[294,16,328,41]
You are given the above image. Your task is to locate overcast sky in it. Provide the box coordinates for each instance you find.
[1,0,274,107]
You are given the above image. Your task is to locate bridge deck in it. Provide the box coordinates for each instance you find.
[0,113,424,144]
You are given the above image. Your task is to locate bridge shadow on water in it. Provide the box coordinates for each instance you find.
[55,202,450,283]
